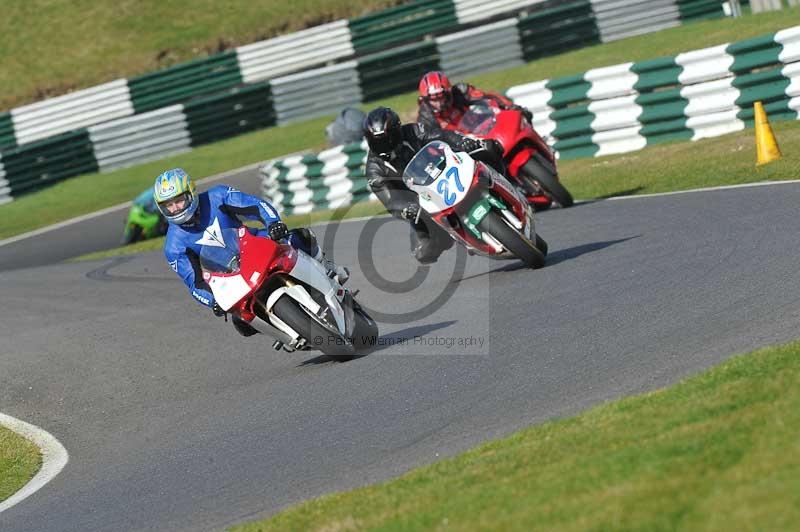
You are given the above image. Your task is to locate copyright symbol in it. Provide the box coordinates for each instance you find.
[320,199,466,325]
[313,336,324,346]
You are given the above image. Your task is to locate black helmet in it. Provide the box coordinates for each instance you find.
[364,107,402,157]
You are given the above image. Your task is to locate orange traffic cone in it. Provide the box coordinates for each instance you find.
[755,101,781,166]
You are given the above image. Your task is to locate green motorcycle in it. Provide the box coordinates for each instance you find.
[121,188,169,245]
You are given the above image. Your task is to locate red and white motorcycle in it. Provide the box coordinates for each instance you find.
[404,141,548,268]
[199,226,378,360]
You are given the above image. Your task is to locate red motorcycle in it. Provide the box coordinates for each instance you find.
[199,226,378,360]
[445,101,573,210]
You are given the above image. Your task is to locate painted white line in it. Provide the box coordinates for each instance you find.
[606,179,800,201]
[0,413,68,514]
[0,161,268,249]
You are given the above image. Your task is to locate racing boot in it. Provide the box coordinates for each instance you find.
[290,227,350,284]
[322,255,350,285]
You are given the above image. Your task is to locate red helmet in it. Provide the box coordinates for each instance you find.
[419,71,453,114]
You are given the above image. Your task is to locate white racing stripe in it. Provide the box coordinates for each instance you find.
[0,413,68,514]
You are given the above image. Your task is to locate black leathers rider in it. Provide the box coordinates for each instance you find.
[364,107,502,264]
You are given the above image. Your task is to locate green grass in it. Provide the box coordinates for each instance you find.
[0,426,41,503]
[231,340,800,531]
[561,119,800,199]
[0,0,402,111]
[3,8,800,241]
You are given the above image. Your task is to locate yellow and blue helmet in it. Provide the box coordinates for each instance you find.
[153,168,199,225]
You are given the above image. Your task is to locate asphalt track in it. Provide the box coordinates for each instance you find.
[2,182,800,531]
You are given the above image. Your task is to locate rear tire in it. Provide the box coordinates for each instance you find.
[271,296,356,361]
[479,211,545,269]
[521,159,573,208]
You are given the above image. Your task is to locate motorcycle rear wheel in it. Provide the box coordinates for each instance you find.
[272,296,356,361]
[521,158,573,208]
[479,211,545,269]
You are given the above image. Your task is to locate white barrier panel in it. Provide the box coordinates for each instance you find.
[89,105,191,172]
[591,0,680,43]
[11,79,134,145]
[585,62,637,100]
[0,155,9,204]
[506,80,556,139]
[676,44,734,85]
[453,0,547,24]
[681,78,744,140]
[437,18,524,79]
[271,61,362,125]
[237,20,355,84]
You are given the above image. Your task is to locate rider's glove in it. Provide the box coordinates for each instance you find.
[212,301,226,317]
[400,203,420,221]
[460,136,483,154]
[267,221,289,241]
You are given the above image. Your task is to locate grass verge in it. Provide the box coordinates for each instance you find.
[0,426,41,503]
[231,340,800,531]
[3,9,800,240]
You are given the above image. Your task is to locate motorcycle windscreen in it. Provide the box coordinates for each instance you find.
[405,141,473,213]
[199,228,241,274]
[457,103,497,135]
[404,140,449,187]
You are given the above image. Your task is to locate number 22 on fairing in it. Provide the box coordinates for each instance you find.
[437,166,465,206]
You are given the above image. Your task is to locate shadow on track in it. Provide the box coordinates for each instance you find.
[453,236,640,283]
[298,320,458,365]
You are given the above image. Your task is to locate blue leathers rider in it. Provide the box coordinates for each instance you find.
[155,168,347,337]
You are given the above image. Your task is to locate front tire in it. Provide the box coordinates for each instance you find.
[271,296,356,360]
[479,211,545,269]
[352,306,379,353]
[521,158,573,208]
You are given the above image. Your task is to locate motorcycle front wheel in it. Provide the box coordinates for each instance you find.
[479,211,545,269]
[271,296,356,361]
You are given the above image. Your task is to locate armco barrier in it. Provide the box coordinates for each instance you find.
[357,41,440,102]
[590,0,681,42]
[128,52,243,114]
[437,18,525,79]
[236,20,355,84]
[271,62,362,125]
[10,79,134,146]
[0,156,9,205]
[349,0,458,56]
[517,1,600,61]
[0,113,15,151]
[184,83,276,146]
[453,0,549,24]
[2,130,97,197]
[677,0,726,21]
[263,25,800,214]
[89,105,191,172]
